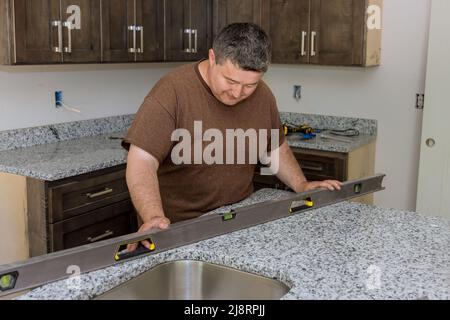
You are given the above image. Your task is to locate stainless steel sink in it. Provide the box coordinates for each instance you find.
[95,260,289,300]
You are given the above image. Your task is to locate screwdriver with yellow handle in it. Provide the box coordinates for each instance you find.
[283,123,315,136]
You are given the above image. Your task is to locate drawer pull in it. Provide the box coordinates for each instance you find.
[300,164,324,172]
[86,188,114,199]
[87,230,114,243]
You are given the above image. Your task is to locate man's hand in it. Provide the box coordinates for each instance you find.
[297,180,343,192]
[126,216,171,252]
[275,142,343,193]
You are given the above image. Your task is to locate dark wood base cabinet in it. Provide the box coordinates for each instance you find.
[27,165,138,257]
[253,143,376,204]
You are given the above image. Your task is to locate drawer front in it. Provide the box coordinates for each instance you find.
[49,199,138,252]
[294,153,345,182]
[252,149,346,191]
[253,172,285,189]
[253,181,284,192]
[49,169,130,222]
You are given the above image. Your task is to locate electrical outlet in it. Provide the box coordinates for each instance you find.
[294,85,302,101]
[416,93,425,110]
[55,91,63,108]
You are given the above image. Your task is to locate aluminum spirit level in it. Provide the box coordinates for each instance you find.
[0,174,385,297]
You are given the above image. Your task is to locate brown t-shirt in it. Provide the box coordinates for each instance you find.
[122,61,285,223]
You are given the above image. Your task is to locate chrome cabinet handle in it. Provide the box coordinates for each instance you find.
[300,164,324,172]
[182,29,197,53]
[192,29,198,53]
[181,29,188,52]
[182,28,192,53]
[87,230,114,243]
[188,28,192,53]
[63,21,72,53]
[128,25,136,53]
[300,31,307,56]
[311,31,317,57]
[136,26,144,53]
[86,188,114,199]
[52,21,63,53]
[140,26,144,53]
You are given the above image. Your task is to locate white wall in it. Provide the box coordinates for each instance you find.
[0,63,179,130]
[0,0,431,211]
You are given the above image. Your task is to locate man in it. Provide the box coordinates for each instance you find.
[122,23,341,250]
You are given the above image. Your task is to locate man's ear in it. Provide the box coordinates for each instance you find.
[209,49,216,66]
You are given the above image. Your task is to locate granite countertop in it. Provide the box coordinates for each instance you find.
[16,189,450,300]
[286,132,375,153]
[0,113,377,181]
[281,111,377,153]
[0,131,128,181]
[0,114,133,181]
[0,131,374,181]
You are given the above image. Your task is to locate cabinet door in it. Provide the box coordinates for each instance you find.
[310,0,365,66]
[59,0,101,63]
[263,0,310,64]
[165,0,211,61]
[135,0,164,62]
[190,0,211,60]
[102,0,135,62]
[212,0,263,39]
[13,0,61,64]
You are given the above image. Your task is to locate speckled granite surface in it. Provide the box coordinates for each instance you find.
[281,112,377,153]
[0,131,128,181]
[16,189,450,300]
[280,112,377,136]
[0,115,133,180]
[0,113,376,180]
[0,115,134,152]
[286,133,375,153]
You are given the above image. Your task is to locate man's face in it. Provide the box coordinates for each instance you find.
[207,50,264,106]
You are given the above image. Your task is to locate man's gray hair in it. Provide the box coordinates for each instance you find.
[213,23,272,73]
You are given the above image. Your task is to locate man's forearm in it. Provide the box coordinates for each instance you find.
[126,156,166,223]
[275,142,308,193]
